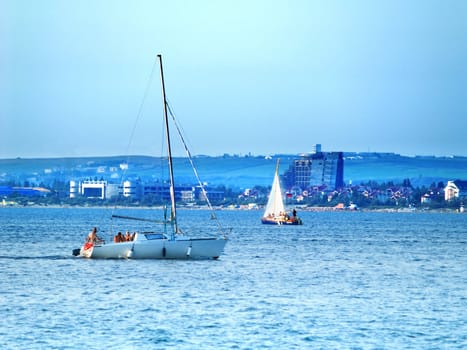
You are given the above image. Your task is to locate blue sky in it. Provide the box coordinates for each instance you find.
[1,0,466,158]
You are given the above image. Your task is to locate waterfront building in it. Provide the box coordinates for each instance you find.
[121,180,142,198]
[69,179,223,203]
[0,186,52,197]
[106,183,120,198]
[70,180,107,199]
[444,180,467,201]
[142,183,194,202]
[282,145,344,191]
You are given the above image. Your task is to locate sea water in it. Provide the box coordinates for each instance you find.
[0,207,465,349]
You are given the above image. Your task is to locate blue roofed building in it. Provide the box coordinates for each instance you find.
[0,186,52,197]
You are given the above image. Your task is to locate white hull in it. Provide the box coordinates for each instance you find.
[80,233,227,259]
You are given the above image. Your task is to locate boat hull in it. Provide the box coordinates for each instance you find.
[79,235,227,259]
[261,217,302,225]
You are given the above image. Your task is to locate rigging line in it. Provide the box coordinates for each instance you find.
[165,101,227,237]
[124,60,158,158]
[111,60,158,218]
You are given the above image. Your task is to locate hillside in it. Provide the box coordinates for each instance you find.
[1,153,466,189]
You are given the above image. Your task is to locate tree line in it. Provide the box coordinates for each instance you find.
[1,178,463,210]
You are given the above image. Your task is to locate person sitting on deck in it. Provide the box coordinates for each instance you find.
[114,232,124,243]
[123,231,131,242]
[125,231,131,241]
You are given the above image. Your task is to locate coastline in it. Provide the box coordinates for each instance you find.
[0,203,464,214]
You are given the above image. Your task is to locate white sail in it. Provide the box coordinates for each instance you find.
[263,160,285,218]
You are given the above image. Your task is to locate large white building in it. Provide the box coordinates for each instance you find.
[444,180,467,201]
[70,180,108,199]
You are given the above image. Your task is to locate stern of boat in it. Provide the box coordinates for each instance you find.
[79,242,94,258]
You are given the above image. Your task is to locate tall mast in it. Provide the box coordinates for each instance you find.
[157,54,177,234]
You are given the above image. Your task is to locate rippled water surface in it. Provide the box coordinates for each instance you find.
[0,207,466,349]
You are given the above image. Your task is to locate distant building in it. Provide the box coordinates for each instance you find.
[121,180,142,198]
[142,182,193,202]
[421,192,433,204]
[444,180,467,201]
[195,186,224,202]
[69,179,223,203]
[0,186,52,197]
[106,183,120,198]
[71,179,138,200]
[283,145,344,191]
[70,180,107,199]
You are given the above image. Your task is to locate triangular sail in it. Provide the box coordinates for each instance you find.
[263,160,285,218]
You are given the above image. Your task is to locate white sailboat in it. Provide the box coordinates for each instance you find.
[75,54,228,259]
[261,159,302,225]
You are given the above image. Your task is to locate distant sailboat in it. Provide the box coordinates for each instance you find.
[74,54,228,259]
[261,159,302,225]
